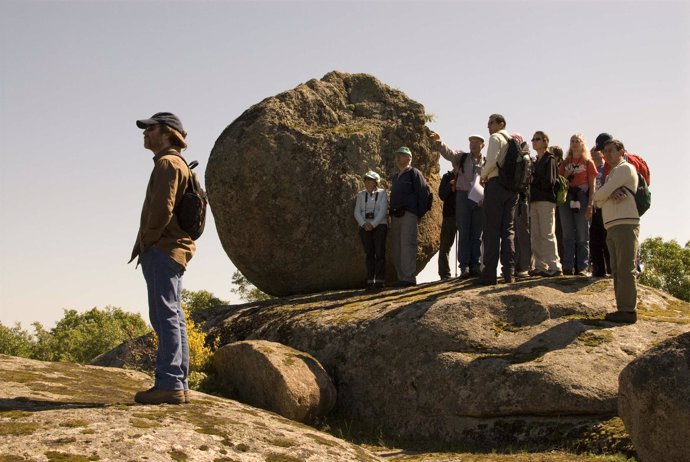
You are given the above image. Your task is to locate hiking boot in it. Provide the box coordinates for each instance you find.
[134,387,185,405]
[604,311,637,324]
[459,267,471,279]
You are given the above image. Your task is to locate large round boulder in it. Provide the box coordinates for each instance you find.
[618,331,690,462]
[213,340,337,423]
[206,71,441,296]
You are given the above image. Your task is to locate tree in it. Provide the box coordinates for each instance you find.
[639,237,690,302]
[180,289,228,313]
[35,306,149,363]
[0,322,34,357]
[231,270,273,302]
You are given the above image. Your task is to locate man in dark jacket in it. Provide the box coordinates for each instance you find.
[130,112,194,405]
[389,146,430,287]
[438,166,458,279]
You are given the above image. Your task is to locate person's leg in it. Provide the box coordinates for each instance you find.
[530,202,547,272]
[469,201,484,274]
[590,207,607,276]
[359,227,376,282]
[480,180,501,283]
[499,187,518,281]
[514,199,531,274]
[456,191,471,271]
[574,189,590,273]
[558,205,575,273]
[373,224,388,283]
[137,248,187,404]
[400,212,418,283]
[390,216,404,281]
[609,225,639,312]
[438,216,455,278]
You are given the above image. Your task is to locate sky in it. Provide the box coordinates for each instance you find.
[1,0,689,329]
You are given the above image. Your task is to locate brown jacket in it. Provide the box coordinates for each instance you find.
[129,147,195,268]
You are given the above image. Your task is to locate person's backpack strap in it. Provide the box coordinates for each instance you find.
[459,152,469,173]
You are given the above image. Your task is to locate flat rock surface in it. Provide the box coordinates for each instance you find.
[0,355,381,462]
[199,276,690,446]
[206,70,442,296]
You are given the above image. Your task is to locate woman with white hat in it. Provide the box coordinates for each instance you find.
[354,170,388,289]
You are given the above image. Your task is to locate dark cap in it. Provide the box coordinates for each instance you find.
[595,133,613,151]
[136,112,187,138]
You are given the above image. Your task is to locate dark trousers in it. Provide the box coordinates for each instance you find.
[359,224,387,281]
[590,207,611,276]
[481,178,518,282]
[438,215,457,278]
[455,190,483,271]
[514,199,532,273]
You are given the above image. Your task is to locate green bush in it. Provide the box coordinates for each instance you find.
[640,237,690,302]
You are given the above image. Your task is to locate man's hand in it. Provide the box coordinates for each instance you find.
[363,223,374,231]
[611,188,628,202]
[585,205,593,220]
[429,131,440,142]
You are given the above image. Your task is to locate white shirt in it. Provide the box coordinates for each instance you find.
[354,188,388,228]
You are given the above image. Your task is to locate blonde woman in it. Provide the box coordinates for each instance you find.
[558,134,597,276]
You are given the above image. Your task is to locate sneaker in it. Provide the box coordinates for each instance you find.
[529,269,544,277]
[544,269,563,277]
[515,271,530,279]
[604,311,637,324]
[575,269,590,277]
[134,387,186,405]
[459,267,471,279]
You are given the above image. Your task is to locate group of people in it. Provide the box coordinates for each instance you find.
[131,109,648,406]
[355,113,648,326]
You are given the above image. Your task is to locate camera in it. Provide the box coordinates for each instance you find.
[365,212,375,219]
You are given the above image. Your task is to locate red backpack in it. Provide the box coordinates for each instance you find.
[604,152,650,186]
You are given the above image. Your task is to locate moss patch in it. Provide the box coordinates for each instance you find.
[265,455,306,462]
[44,452,99,462]
[270,438,297,448]
[0,421,41,436]
[577,330,615,349]
[169,450,189,462]
[59,419,90,428]
[129,418,158,429]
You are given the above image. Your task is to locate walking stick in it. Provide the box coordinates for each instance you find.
[454,229,459,278]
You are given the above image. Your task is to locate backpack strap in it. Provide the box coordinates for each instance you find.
[459,152,469,174]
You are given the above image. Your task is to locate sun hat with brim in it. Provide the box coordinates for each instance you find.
[395,146,412,157]
[468,134,485,143]
[363,171,381,182]
[136,112,187,138]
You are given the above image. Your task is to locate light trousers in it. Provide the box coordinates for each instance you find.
[390,212,418,283]
[530,201,562,273]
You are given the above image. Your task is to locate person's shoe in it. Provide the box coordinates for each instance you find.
[440,274,451,280]
[515,271,530,279]
[459,267,471,279]
[544,269,563,277]
[373,281,385,289]
[604,311,637,324]
[134,387,185,405]
[391,280,416,288]
[469,266,481,277]
[562,268,574,276]
[529,269,544,277]
[474,278,496,286]
[503,275,515,284]
[575,269,590,277]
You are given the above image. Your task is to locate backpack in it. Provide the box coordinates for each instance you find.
[625,172,651,216]
[175,159,208,240]
[554,175,569,206]
[497,133,532,192]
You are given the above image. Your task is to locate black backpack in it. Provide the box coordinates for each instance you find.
[497,133,532,192]
[175,160,208,240]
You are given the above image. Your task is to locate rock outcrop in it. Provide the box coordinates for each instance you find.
[214,340,337,423]
[0,355,381,461]
[196,277,690,447]
[206,71,442,296]
[618,331,690,462]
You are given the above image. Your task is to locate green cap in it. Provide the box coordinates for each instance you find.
[395,146,412,157]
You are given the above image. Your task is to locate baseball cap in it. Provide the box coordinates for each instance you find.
[136,112,187,138]
[395,146,412,157]
[595,133,613,151]
[363,171,381,182]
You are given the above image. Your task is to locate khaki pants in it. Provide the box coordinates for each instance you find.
[390,212,418,283]
[530,201,562,273]
[606,224,639,312]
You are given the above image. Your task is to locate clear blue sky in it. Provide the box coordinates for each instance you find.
[1,0,688,328]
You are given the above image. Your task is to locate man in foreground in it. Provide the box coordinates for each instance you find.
[594,139,640,324]
[130,112,195,403]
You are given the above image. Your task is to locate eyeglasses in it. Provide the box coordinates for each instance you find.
[531,138,542,142]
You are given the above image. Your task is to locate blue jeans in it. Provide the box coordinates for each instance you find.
[558,188,590,272]
[455,191,483,270]
[140,247,189,391]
